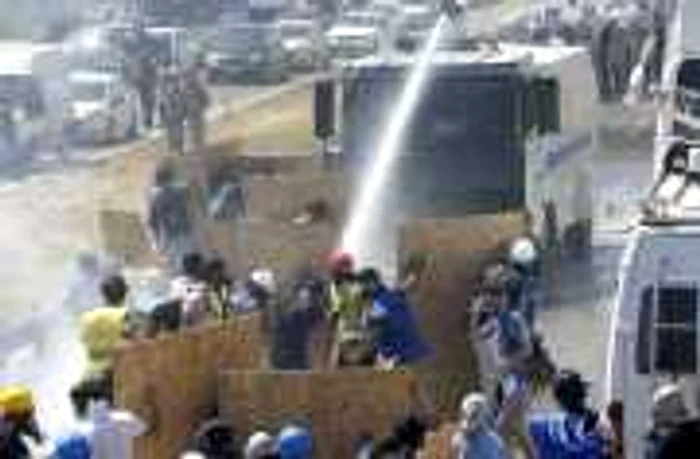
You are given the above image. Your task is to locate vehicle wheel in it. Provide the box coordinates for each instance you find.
[105,116,118,145]
[125,110,139,140]
[541,202,559,260]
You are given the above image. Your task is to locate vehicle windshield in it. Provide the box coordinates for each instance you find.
[69,80,107,101]
[674,59,700,138]
[340,13,380,28]
[213,24,279,51]
[279,22,312,38]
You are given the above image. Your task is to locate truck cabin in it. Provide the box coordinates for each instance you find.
[673,58,700,138]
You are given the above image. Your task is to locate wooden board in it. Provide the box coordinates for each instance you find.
[398,213,527,418]
[421,423,457,459]
[113,315,264,459]
[218,369,421,458]
[207,218,337,284]
[244,172,348,224]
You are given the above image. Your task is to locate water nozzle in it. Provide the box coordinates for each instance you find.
[440,0,466,21]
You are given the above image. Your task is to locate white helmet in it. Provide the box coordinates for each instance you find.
[244,431,275,459]
[509,237,538,266]
[250,268,277,294]
[459,392,491,434]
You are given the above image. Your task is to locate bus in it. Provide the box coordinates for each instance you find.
[333,42,597,259]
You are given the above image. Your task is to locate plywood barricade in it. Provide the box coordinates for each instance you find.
[218,369,420,457]
[398,213,526,419]
[245,171,348,223]
[203,150,322,178]
[422,423,457,458]
[113,314,264,459]
[207,218,337,283]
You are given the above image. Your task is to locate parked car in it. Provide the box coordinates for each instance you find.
[279,18,321,71]
[394,4,438,51]
[64,71,138,145]
[325,11,383,61]
[205,22,288,83]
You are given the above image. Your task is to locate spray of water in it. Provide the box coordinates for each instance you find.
[340,16,447,265]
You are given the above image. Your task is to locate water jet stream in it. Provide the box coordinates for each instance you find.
[340,15,448,267]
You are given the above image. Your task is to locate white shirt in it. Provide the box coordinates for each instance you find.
[88,401,147,459]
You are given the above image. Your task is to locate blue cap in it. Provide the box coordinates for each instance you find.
[276,425,313,459]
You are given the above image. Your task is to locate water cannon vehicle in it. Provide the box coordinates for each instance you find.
[319,40,598,259]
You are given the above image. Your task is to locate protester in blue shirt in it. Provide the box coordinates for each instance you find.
[528,370,610,459]
[357,268,429,366]
[452,392,512,459]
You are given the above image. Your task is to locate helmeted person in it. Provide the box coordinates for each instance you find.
[244,430,277,459]
[528,370,610,459]
[147,163,195,272]
[79,274,131,380]
[276,425,313,459]
[231,268,277,315]
[478,264,537,459]
[326,250,372,367]
[186,417,238,459]
[508,236,541,327]
[646,383,700,459]
[451,392,512,459]
[358,267,429,368]
[0,386,43,458]
[159,69,186,155]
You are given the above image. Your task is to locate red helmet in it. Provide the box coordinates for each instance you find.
[327,250,354,275]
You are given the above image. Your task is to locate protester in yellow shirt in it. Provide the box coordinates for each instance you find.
[326,250,373,367]
[79,275,130,379]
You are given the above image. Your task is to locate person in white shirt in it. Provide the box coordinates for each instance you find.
[87,399,147,459]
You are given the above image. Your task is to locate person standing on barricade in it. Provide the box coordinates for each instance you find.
[147,164,197,272]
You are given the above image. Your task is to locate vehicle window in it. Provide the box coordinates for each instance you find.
[70,81,107,101]
[530,77,560,135]
[281,23,311,38]
[655,287,697,373]
[636,286,698,375]
[636,287,653,374]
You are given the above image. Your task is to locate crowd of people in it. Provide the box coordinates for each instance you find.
[3,228,700,457]
[519,0,669,103]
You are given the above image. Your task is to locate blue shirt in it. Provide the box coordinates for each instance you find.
[528,412,607,459]
[51,432,92,459]
[454,429,511,459]
[369,286,429,364]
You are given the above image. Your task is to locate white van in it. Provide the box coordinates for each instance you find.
[63,71,138,145]
[0,42,67,160]
[606,141,700,459]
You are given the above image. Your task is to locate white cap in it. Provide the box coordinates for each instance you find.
[652,383,689,425]
[459,393,491,433]
[180,452,206,459]
[509,237,538,265]
[244,431,275,459]
[250,269,276,294]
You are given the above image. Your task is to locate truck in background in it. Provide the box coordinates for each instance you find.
[327,42,597,259]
